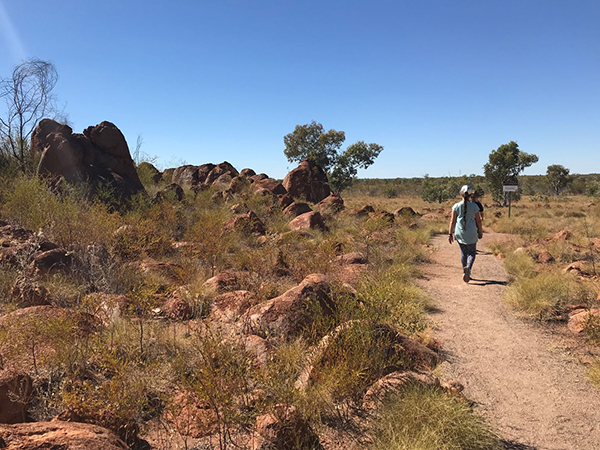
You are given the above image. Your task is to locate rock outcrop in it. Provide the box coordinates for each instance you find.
[241,274,333,340]
[33,119,145,199]
[0,421,128,449]
[289,211,326,231]
[283,159,331,203]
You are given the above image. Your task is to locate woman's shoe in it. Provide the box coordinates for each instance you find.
[462,267,471,283]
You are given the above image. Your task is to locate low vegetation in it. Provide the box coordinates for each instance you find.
[0,166,505,449]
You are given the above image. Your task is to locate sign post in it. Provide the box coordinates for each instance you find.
[502,183,519,218]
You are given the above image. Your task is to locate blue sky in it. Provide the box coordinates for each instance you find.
[1,0,598,178]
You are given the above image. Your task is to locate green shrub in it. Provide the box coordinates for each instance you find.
[503,251,537,281]
[506,271,596,320]
[372,383,501,450]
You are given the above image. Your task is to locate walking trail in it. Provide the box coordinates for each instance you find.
[417,232,600,450]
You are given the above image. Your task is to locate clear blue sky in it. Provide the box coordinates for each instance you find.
[1,0,598,178]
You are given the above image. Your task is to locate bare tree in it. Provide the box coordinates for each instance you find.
[0,59,59,170]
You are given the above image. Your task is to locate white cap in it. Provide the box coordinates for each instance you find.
[460,185,474,195]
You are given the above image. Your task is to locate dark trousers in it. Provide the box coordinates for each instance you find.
[459,243,477,270]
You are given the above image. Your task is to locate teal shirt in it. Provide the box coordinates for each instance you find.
[453,201,479,245]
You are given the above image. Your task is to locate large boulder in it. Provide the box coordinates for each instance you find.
[241,274,334,340]
[205,161,239,185]
[283,159,331,203]
[0,421,128,449]
[33,119,145,199]
[0,372,33,424]
[316,194,344,215]
[28,248,73,275]
[252,178,287,196]
[289,211,326,232]
[283,202,312,218]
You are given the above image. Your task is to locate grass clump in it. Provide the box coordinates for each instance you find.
[589,360,600,386]
[506,271,596,320]
[372,383,501,450]
[503,251,537,281]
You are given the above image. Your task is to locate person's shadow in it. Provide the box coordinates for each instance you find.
[502,440,537,450]
[469,278,507,286]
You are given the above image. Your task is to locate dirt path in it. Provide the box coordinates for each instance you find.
[417,233,600,450]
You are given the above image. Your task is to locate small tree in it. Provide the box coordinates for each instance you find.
[421,175,457,203]
[284,121,383,192]
[0,59,59,171]
[483,141,538,204]
[546,164,572,195]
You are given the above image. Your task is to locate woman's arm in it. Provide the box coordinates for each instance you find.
[448,209,457,244]
[475,211,483,239]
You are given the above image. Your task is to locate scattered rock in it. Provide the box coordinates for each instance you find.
[369,210,395,224]
[252,178,287,196]
[225,211,266,235]
[0,372,33,423]
[316,194,344,215]
[362,370,440,411]
[283,202,312,218]
[394,207,418,217]
[357,205,375,217]
[243,334,273,368]
[252,405,323,450]
[0,421,128,449]
[567,309,600,333]
[140,259,185,285]
[564,260,590,275]
[278,193,294,209]
[165,392,218,438]
[210,290,258,323]
[336,252,366,265]
[163,294,194,321]
[289,211,326,232]
[204,270,243,294]
[551,230,572,241]
[282,159,331,203]
[241,274,333,340]
[29,248,73,275]
[537,251,555,264]
[231,203,250,214]
[10,276,51,308]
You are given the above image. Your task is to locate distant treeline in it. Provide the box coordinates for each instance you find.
[348,173,600,200]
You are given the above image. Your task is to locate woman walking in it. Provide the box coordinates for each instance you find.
[448,185,483,282]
